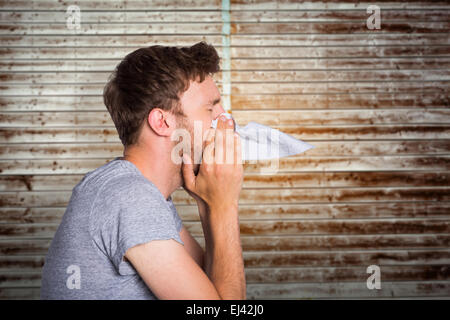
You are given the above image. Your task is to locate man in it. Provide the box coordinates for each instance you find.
[40,42,246,299]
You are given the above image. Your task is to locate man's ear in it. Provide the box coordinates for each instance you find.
[147,108,174,137]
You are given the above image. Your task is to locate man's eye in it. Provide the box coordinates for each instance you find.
[207,109,213,112]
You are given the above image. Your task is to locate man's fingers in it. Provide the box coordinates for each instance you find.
[215,115,235,164]
[234,132,242,166]
[215,115,226,164]
[225,128,235,165]
[203,128,216,165]
[214,128,225,164]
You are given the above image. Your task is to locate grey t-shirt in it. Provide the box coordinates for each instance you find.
[40,157,184,299]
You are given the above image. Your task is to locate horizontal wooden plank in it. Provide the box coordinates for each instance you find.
[2,22,450,35]
[0,23,224,35]
[2,234,449,255]
[246,281,450,299]
[1,156,450,174]
[0,83,217,95]
[230,46,450,58]
[231,93,450,110]
[195,219,450,236]
[0,272,42,288]
[3,34,450,47]
[1,93,448,112]
[231,70,450,82]
[223,187,450,205]
[1,141,449,160]
[1,220,449,239]
[0,128,122,143]
[0,111,113,127]
[276,125,450,140]
[2,201,450,225]
[231,82,450,95]
[0,239,53,255]
[0,288,40,300]
[231,10,450,22]
[0,57,220,72]
[0,47,224,60]
[2,70,449,84]
[222,234,450,252]
[231,22,450,34]
[0,96,107,111]
[233,33,450,46]
[0,72,115,84]
[0,11,223,23]
[1,82,449,95]
[242,171,450,188]
[0,144,122,159]
[246,265,450,283]
[232,57,450,71]
[230,1,450,10]
[1,250,449,272]
[0,112,114,127]
[0,256,44,272]
[2,58,450,73]
[2,10,449,23]
[1,265,449,288]
[1,46,448,60]
[1,109,448,127]
[243,250,450,267]
[232,109,450,125]
[0,0,220,10]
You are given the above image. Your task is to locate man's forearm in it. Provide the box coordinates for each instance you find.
[199,203,246,300]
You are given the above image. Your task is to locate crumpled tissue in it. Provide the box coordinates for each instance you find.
[210,112,314,161]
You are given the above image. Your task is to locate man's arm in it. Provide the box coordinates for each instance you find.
[201,203,246,299]
[179,225,204,269]
[125,238,221,299]
[180,185,246,297]
[125,203,245,300]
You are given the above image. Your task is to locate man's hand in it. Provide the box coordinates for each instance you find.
[183,185,209,219]
[181,115,243,212]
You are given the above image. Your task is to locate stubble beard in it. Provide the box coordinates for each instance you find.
[175,114,202,176]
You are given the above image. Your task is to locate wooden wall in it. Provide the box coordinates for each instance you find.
[1,0,449,299]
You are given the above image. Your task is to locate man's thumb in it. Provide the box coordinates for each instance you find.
[181,154,195,190]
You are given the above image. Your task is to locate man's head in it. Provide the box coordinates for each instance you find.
[103,42,225,172]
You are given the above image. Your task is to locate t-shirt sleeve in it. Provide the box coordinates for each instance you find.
[91,176,184,276]
[167,195,184,233]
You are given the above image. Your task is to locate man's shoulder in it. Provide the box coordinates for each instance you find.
[76,159,148,195]
[101,172,158,200]
[86,160,166,209]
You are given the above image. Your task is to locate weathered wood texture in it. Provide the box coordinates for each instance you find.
[0,0,449,299]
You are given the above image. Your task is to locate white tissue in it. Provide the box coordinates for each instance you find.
[211,112,314,161]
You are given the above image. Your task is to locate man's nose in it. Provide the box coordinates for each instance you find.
[213,104,226,119]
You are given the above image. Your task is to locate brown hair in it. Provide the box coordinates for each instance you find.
[103,41,220,146]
